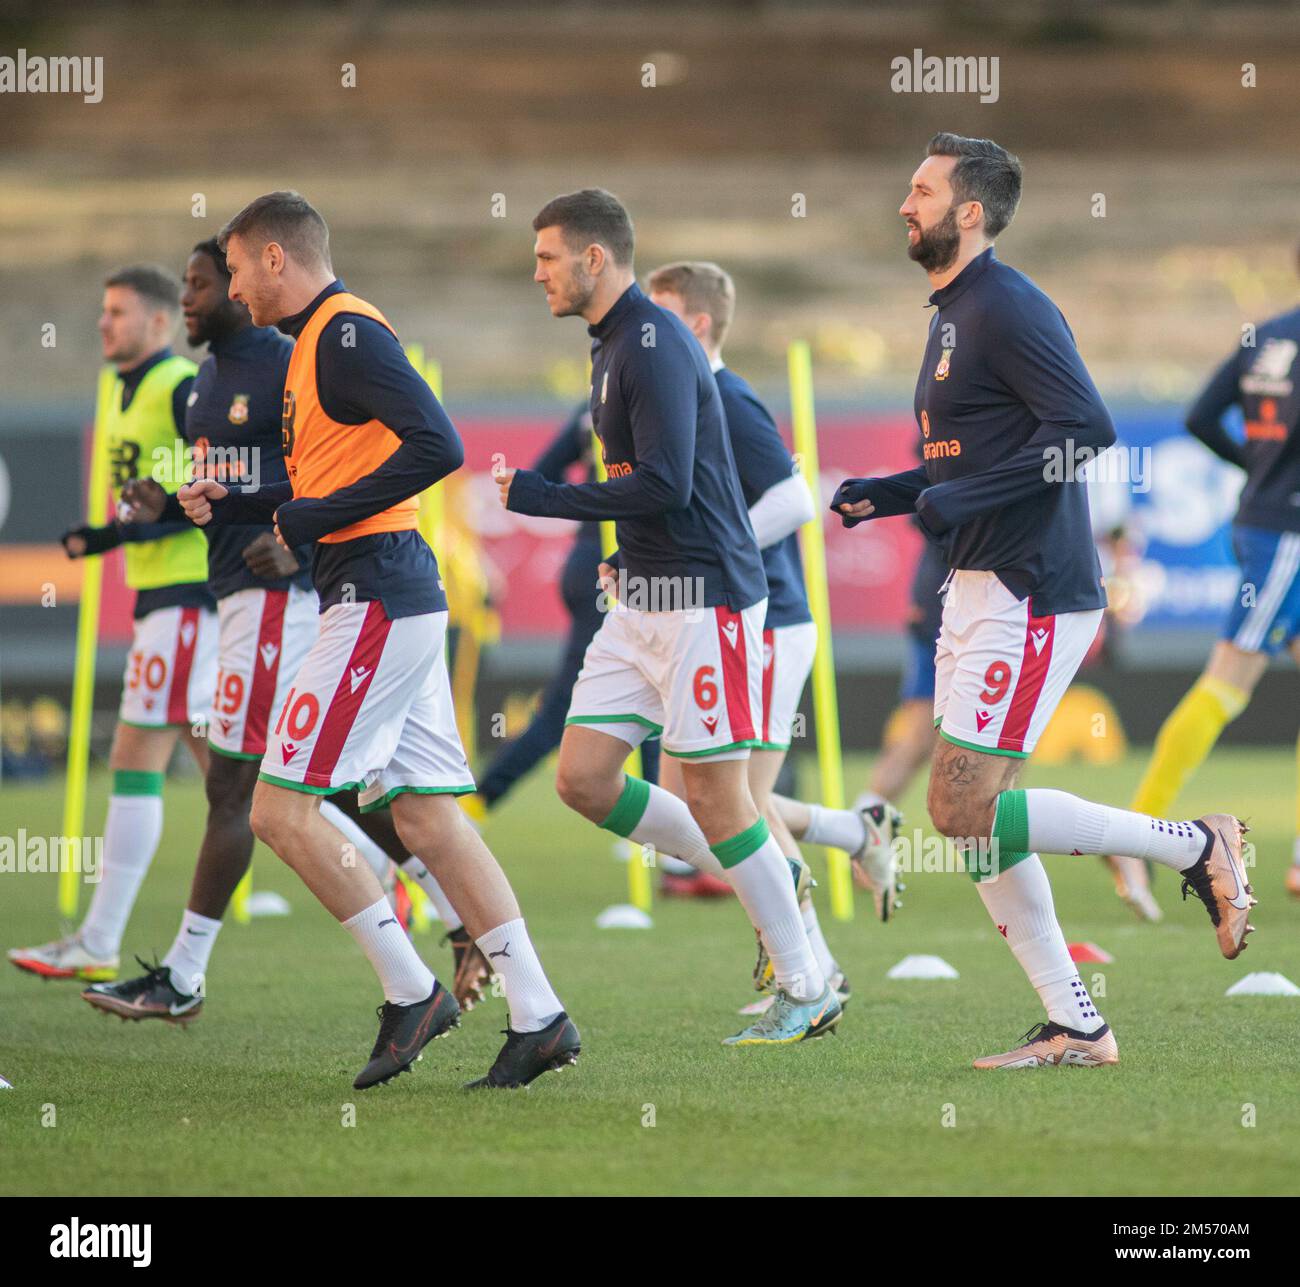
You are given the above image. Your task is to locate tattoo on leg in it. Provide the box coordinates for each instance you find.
[936,742,977,789]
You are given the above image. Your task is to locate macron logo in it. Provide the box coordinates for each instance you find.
[349,666,372,694]
[281,742,298,764]
[701,715,718,734]
[50,1219,151,1268]
[1030,627,1050,655]
[259,642,279,670]
[974,710,993,732]
[721,620,739,649]
[180,621,196,648]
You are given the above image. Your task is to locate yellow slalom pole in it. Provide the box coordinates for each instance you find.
[592,432,652,913]
[406,346,450,933]
[787,341,853,921]
[59,369,116,918]
[414,351,446,556]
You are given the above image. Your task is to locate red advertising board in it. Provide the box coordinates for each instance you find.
[94,412,924,642]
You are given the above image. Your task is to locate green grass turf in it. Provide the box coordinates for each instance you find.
[1,748,1297,1196]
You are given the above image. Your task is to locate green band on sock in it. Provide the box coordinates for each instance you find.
[710,817,771,869]
[112,769,164,797]
[966,846,1036,883]
[992,788,1030,853]
[600,774,651,838]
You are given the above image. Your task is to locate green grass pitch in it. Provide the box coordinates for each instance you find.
[1,748,1297,1196]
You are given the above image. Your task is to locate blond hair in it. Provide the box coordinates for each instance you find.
[647,261,735,348]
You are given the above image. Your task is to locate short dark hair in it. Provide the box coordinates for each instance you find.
[217,190,332,270]
[191,237,230,281]
[926,132,1022,238]
[532,188,635,267]
[104,264,181,313]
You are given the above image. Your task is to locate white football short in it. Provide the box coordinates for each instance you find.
[756,621,817,751]
[933,570,1102,758]
[207,584,319,760]
[258,601,474,810]
[566,599,767,760]
[119,603,218,728]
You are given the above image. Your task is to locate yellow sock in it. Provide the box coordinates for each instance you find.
[1131,676,1249,817]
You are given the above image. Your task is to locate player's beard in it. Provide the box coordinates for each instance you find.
[907,204,961,273]
[553,265,595,318]
[188,301,244,347]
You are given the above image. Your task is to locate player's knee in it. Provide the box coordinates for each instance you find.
[249,788,294,853]
[204,760,256,818]
[392,792,459,856]
[926,782,986,841]
[554,764,606,821]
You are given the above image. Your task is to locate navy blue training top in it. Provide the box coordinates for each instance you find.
[1185,306,1300,533]
[838,249,1114,617]
[209,281,463,619]
[177,325,312,600]
[714,365,810,629]
[506,283,767,613]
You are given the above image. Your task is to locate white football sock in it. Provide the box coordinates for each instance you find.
[975,855,1103,1033]
[161,909,222,996]
[319,800,391,882]
[400,861,462,930]
[722,832,826,1002]
[342,897,434,1004]
[476,918,563,1033]
[79,792,165,959]
[1022,789,1207,871]
[801,804,867,854]
[800,896,839,980]
[625,783,727,878]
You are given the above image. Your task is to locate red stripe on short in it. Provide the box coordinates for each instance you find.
[715,606,755,743]
[760,628,775,744]
[303,601,393,785]
[241,590,288,755]
[998,605,1055,752]
[167,607,201,725]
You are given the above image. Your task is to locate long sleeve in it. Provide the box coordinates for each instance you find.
[1185,349,1247,469]
[507,338,695,520]
[914,294,1115,537]
[206,480,294,525]
[749,473,814,547]
[118,518,199,543]
[832,465,929,527]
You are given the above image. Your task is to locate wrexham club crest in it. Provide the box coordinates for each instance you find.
[934,348,953,381]
[228,393,250,425]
